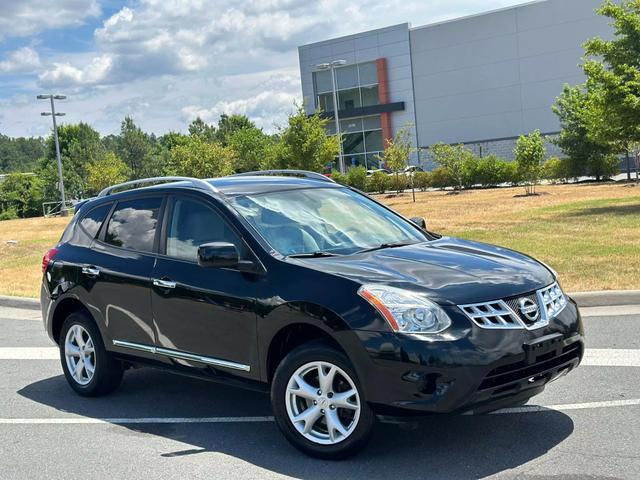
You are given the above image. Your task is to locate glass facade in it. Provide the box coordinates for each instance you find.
[313,62,384,170]
[326,115,384,170]
[313,61,380,113]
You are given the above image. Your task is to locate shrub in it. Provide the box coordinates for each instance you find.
[330,170,347,185]
[501,161,521,185]
[594,155,620,180]
[390,173,408,193]
[468,155,510,187]
[367,171,389,194]
[0,207,18,221]
[542,157,570,183]
[413,171,431,191]
[345,166,367,191]
[430,167,454,189]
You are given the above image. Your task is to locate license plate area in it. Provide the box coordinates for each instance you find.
[523,333,563,365]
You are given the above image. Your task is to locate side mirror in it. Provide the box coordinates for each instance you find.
[198,242,239,268]
[410,217,427,230]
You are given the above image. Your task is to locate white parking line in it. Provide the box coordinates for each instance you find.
[580,349,640,367]
[0,399,638,425]
[580,304,640,317]
[0,347,58,359]
[2,347,640,366]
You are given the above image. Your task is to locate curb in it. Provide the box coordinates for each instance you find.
[1,290,639,311]
[568,290,640,308]
[0,295,40,311]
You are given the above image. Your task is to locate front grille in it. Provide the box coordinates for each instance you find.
[479,342,581,391]
[459,282,567,330]
[459,301,520,329]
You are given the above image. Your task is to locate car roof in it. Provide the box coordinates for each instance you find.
[207,175,342,196]
[76,175,343,214]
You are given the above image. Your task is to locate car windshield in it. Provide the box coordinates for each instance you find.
[230,187,427,256]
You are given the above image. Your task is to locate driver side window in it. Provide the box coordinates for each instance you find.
[166,197,246,262]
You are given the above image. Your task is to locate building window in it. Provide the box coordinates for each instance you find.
[313,61,380,113]
[334,114,384,171]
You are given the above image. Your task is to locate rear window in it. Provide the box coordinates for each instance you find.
[104,197,162,252]
[79,203,112,238]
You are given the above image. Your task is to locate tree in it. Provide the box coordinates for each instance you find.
[227,126,274,172]
[0,173,43,218]
[377,125,415,195]
[552,84,616,181]
[167,136,235,178]
[188,117,217,142]
[514,130,546,195]
[0,135,45,173]
[430,143,473,191]
[117,117,158,179]
[215,114,255,145]
[86,152,129,195]
[269,106,339,172]
[582,0,640,182]
[38,123,105,201]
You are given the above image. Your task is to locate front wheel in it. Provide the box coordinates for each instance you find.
[271,342,375,459]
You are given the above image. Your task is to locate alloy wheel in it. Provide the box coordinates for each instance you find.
[285,361,361,445]
[64,324,96,386]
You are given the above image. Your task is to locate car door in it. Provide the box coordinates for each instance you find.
[150,193,259,378]
[87,195,165,356]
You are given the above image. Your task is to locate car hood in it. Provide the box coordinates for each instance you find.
[293,237,555,305]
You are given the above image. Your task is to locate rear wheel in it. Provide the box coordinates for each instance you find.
[271,342,375,459]
[59,311,123,396]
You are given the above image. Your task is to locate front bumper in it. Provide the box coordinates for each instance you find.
[351,298,584,417]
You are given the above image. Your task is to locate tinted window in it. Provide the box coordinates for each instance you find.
[105,197,162,252]
[166,197,245,262]
[79,203,112,238]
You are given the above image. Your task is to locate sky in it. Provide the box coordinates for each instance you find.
[0,0,534,138]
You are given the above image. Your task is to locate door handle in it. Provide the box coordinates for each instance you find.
[153,278,176,289]
[81,266,100,277]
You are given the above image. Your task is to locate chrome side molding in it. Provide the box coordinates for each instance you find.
[112,340,250,372]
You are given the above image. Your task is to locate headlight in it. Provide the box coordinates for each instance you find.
[358,284,452,334]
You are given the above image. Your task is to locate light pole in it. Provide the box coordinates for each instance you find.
[38,94,69,216]
[316,60,346,173]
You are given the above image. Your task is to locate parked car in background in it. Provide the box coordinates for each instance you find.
[366,168,392,176]
[41,170,583,459]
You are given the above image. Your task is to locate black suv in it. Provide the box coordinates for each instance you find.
[41,171,583,459]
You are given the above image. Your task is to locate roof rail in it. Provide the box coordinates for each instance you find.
[98,176,219,197]
[229,169,335,183]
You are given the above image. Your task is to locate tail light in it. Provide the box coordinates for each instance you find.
[42,247,59,273]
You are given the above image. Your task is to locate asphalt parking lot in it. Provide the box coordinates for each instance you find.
[0,303,638,480]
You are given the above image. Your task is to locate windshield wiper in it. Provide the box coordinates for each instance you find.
[287,251,340,258]
[356,241,418,254]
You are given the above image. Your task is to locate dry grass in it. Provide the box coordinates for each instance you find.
[0,183,638,297]
[0,216,70,298]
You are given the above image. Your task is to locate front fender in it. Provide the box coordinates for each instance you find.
[257,301,373,387]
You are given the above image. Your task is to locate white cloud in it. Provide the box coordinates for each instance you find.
[2,0,534,137]
[0,47,41,73]
[39,55,113,87]
[182,90,298,131]
[0,0,100,40]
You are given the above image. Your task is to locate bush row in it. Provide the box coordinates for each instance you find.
[331,156,593,193]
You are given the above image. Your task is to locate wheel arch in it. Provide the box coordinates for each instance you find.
[260,302,365,384]
[50,297,94,345]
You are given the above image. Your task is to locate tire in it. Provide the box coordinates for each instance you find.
[59,311,123,397]
[271,341,375,459]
